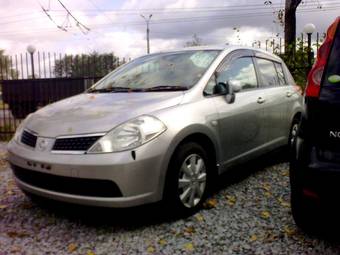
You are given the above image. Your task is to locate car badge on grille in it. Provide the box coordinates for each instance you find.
[38,139,48,151]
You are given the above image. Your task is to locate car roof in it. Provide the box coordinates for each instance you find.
[155,45,282,62]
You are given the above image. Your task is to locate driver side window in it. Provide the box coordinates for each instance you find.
[217,57,258,90]
[204,57,258,96]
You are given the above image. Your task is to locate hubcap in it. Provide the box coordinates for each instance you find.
[290,123,299,145]
[178,154,207,208]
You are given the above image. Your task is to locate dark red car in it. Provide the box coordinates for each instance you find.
[290,17,340,233]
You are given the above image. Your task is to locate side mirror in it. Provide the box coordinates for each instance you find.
[226,80,242,104]
[213,82,228,95]
[229,80,242,93]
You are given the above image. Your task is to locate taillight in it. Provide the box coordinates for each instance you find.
[312,66,324,85]
[305,17,340,97]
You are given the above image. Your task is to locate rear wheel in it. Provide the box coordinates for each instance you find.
[288,118,300,148]
[164,142,211,216]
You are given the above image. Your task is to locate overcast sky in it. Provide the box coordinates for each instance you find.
[0,0,339,58]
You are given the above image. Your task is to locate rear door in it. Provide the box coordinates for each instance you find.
[254,56,292,148]
[314,24,340,162]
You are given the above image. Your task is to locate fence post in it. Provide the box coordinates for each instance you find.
[48,52,52,78]
[38,51,41,78]
[43,52,47,78]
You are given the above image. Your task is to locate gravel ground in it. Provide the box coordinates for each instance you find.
[1,143,340,255]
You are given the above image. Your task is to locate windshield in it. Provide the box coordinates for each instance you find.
[89,50,220,92]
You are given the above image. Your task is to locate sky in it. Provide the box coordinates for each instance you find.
[0,0,339,59]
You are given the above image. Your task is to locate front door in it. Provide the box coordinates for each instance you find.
[207,53,268,167]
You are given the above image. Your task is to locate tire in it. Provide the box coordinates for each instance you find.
[288,117,300,149]
[163,142,212,216]
[290,174,310,230]
[290,162,322,234]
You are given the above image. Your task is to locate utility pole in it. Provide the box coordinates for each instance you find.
[141,14,152,54]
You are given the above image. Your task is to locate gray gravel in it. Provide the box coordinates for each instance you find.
[1,143,340,254]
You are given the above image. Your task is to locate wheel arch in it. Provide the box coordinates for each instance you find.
[159,125,220,198]
[291,111,302,123]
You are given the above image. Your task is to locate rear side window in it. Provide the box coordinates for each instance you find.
[274,62,287,85]
[256,58,280,87]
[323,26,340,87]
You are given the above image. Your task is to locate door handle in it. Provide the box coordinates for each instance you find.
[286,91,293,97]
[257,97,265,104]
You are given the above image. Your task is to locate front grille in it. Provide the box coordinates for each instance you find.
[21,130,37,148]
[12,165,122,198]
[52,136,101,151]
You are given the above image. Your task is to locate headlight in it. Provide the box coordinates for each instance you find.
[87,115,167,153]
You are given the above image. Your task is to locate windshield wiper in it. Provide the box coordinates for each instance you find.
[88,85,189,93]
[143,85,189,92]
[87,87,140,93]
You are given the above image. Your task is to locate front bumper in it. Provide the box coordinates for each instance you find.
[7,138,168,208]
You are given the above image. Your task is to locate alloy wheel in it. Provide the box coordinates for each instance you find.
[178,154,207,208]
[290,123,299,146]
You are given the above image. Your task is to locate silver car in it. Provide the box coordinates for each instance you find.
[8,46,302,214]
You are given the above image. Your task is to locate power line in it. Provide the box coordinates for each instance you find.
[86,0,116,25]
[0,0,338,22]
[0,0,337,22]
[1,1,338,27]
[0,5,339,36]
[56,0,90,34]
[45,0,340,14]
[40,4,67,32]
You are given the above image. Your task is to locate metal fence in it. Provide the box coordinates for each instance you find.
[0,52,126,140]
[251,32,325,54]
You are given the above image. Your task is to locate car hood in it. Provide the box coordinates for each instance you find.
[25,92,184,137]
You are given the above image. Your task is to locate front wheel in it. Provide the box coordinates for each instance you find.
[163,142,211,216]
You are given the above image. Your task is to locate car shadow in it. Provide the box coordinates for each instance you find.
[28,196,178,230]
[25,147,290,229]
[213,147,289,193]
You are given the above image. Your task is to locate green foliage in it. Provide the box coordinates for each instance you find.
[278,40,314,89]
[54,52,120,78]
[0,124,15,141]
[0,50,19,80]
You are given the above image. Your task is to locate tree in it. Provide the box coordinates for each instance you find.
[54,52,120,78]
[0,50,19,80]
[184,34,203,47]
[284,0,302,53]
